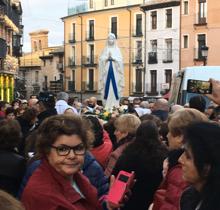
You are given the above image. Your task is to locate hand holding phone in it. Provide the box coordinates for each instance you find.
[107,171,135,208]
[187,79,212,94]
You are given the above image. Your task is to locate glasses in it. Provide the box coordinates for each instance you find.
[50,143,86,156]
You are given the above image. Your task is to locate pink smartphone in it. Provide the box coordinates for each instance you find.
[107,171,135,207]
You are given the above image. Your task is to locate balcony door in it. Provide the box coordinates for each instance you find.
[88,69,94,90]
[136,68,142,92]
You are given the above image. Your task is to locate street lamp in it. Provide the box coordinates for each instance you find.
[201,45,209,66]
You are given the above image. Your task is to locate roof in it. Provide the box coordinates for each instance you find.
[141,0,180,10]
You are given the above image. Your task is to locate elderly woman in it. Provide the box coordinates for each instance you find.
[179,122,220,210]
[21,115,116,210]
[105,114,141,177]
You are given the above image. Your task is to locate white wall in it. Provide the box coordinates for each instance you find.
[144,5,180,95]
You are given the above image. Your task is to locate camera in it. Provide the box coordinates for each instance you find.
[107,171,135,207]
[187,79,212,94]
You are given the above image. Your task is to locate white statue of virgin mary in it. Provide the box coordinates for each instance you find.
[99,33,124,111]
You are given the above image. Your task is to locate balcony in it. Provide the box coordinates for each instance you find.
[85,33,94,41]
[132,54,143,65]
[0,38,7,58]
[193,47,204,61]
[50,81,63,93]
[68,58,76,67]
[132,31,143,37]
[163,52,173,63]
[194,14,207,26]
[82,56,98,67]
[82,81,97,92]
[68,81,75,92]
[20,58,41,67]
[69,33,76,43]
[148,52,158,64]
[57,62,64,72]
[131,82,143,95]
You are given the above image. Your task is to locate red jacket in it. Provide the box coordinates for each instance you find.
[21,159,102,210]
[91,130,113,169]
[152,164,189,210]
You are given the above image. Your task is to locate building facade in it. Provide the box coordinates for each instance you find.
[142,0,180,96]
[19,30,64,98]
[181,0,220,68]
[63,0,145,101]
[0,0,23,102]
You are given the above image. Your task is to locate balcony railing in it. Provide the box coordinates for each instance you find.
[163,51,173,63]
[82,56,98,67]
[82,81,97,92]
[194,47,204,60]
[132,53,143,65]
[69,33,76,43]
[131,82,143,94]
[0,38,7,58]
[20,58,41,67]
[68,58,76,67]
[68,81,75,91]
[194,14,207,25]
[132,31,143,37]
[148,52,158,64]
[57,63,64,71]
[85,32,94,41]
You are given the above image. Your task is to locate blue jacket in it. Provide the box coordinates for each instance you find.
[18,152,109,199]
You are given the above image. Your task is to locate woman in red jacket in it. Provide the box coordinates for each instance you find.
[152,108,208,210]
[21,115,117,210]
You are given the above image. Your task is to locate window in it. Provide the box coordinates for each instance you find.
[72,23,75,41]
[150,70,157,93]
[72,46,75,63]
[151,40,157,52]
[198,0,207,24]
[136,41,142,61]
[34,41,37,52]
[165,38,172,61]
[39,40,42,50]
[165,69,172,89]
[88,69,94,90]
[111,0,114,5]
[35,71,39,83]
[89,44,94,63]
[136,14,142,36]
[111,17,117,38]
[151,11,157,30]
[183,1,189,15]
[89,0,93,9]
[183,35,188,48]
[104,0,108,7]
[68,70,75,91]
[136,69,142,92]
[89,20,94,40]
[197,34,206,59]
[166,9,172,28]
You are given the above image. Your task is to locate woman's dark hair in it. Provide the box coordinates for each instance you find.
[183,122,220,210]
[21,108,38,123]
[84,115,104,147]
[140,114,162,127]
[135,120,159,144]
[5,107,16,116]
[36,114,94,158]
[0,120,21,149]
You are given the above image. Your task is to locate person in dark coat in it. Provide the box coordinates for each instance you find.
[179,122,220,210]
[112,120,168,210]
[36,92,57,126]
[0,120,26,197]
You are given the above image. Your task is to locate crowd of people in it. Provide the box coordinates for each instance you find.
[1,78,220,210]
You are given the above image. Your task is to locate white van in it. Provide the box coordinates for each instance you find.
[169,66,220,106]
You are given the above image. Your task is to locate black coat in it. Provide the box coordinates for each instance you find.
[0,149,26,196]
[112,141,167,210]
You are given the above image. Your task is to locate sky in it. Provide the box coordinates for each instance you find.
[20,0,84,52]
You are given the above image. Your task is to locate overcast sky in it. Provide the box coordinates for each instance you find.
[20,0,84,52]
